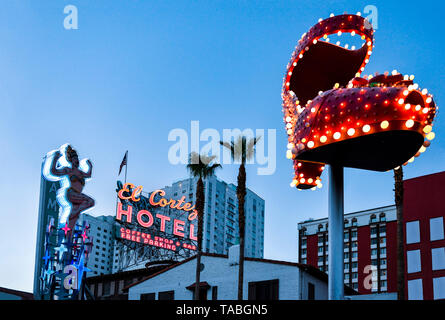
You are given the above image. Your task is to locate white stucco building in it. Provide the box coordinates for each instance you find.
[125,245,354,300]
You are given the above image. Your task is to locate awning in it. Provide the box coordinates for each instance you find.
[186,281,211,291]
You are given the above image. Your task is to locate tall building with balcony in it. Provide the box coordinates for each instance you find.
[297,205,397,293]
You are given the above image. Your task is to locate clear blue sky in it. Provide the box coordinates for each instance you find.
[0,0,444,292]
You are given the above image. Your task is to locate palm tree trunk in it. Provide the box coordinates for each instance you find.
[194,177,205,300]
[394,167,405,300]
[237,163,247,300]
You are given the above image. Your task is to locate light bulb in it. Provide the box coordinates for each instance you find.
[405,120,414,128]
[426,132,435,140]
[381,121,389,129]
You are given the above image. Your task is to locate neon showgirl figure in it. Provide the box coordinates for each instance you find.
[43,144,95,239]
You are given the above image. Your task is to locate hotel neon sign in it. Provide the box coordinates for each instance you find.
[116,183,198,250]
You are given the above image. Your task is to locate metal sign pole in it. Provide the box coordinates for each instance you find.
[328,164,344,300]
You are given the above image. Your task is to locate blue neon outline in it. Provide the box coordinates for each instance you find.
[42,143,94,226]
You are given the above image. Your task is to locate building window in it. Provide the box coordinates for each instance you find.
[158,290,175,300]
[308,282,315,300]
[212,286,218,300]
[407,250,422,273]
[103,282,111,296]
[431,247,445,271]
[433,276,445,300]
[140,293,155,300]
[406,221,420,244]
[351,218,357,227]
[370,214,377,223]
[191,287,208,300]
[248,279,279,300]
[408,279,423,300]
[379,213,386,222]
[430,217,444,241]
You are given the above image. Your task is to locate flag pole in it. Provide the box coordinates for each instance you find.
[124,152,128,184]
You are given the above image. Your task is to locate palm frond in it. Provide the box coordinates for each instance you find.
[220,135,262,164]
[187,151,221,179]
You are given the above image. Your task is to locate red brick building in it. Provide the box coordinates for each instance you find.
[298,171,445,299]
[298,205,396,293]
[403,172,445,300]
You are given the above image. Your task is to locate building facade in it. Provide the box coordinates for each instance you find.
[298,205,397,293]
[125,245,355,300]
[298,170,445,300]
[85,261,174,300]
[403,171,445,300]
[80,214,116,277]
[157,175,265,258]
[84,175,264,275]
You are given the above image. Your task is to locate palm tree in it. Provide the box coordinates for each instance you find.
[220,135,260,300]
[394,166,405,300]
[187,152,221,300]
